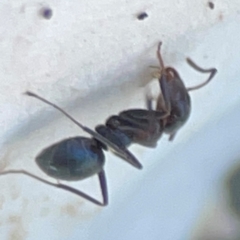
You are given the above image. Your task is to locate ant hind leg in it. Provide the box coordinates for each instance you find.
[0,169,108,206]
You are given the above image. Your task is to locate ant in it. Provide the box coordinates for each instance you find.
[0,42,217,206]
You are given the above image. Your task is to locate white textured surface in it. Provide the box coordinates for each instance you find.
[1,1,240,240]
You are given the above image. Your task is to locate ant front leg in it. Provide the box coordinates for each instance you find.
[148,42,172,117]
[155,42,172,114]
[147,42,174,139]
[0,169,108,206]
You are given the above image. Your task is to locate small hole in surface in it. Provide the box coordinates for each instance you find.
[208,2,214,10]
[137,12,148,20]
[40,7,53,20]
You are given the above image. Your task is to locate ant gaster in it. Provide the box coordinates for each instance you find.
[0,42,217,206]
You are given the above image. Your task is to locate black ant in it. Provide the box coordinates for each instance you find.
[0,42,217,206]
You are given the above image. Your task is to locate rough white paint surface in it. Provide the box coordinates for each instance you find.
[0,0,240,239]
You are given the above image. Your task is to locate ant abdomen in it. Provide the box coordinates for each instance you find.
[36,137,105,181]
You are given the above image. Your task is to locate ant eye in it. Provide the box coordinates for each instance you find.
[113,119,120,126]
[106,116,121,128]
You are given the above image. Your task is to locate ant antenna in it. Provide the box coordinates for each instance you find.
[186,58,217,91]
[157,42,165,72]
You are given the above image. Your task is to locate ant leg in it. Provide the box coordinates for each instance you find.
[98,170,108,206]
[25,91,142,170]
[148,42,171,116]
[145,94,154,111]
[186,58,217,91]
[0,170,107,206]
[156,42,171,114]
[149,42,165,80]
[149,66,160,69]
[168,132,177,141]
